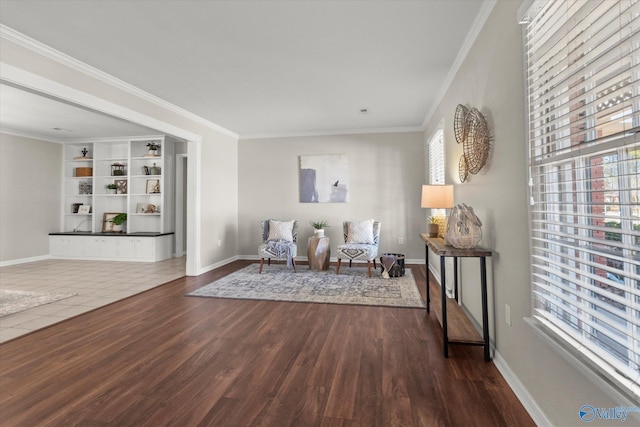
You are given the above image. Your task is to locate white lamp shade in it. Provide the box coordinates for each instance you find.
[421,185,454,208]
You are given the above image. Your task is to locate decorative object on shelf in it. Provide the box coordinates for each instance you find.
[421,185,454,237]
[136,203,158,214]
[72,217,92,232]
[75,167,93,177]
[444,203,483,249]
[103,212,127,233]
[115,179,127,194]
[146,179,160,194]
[146,142,161,156]
[310,220,329,237]
[78,181,92,195]
[74,147,92,160]
[106,183,117,193]
[78,205,91,214]
[111,163,125,176]
[149,163,161,175]
[454,104,491,182]
[72,203,82,213]
[427,216,439,237]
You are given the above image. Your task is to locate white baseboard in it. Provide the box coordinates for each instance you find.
[197,255,240,275]
[0,254,50,267]
[493,351,550,427]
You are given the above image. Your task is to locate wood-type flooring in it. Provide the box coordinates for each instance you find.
[0,260,534,426]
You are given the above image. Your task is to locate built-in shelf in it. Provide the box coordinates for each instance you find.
[56,136,176,261]
[62,136,174,235]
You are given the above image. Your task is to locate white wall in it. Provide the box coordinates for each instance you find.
[238,132,425,261]
[0,133,62,262]
[424,1,625,425]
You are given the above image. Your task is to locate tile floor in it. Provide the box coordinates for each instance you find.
[0,256,186,343]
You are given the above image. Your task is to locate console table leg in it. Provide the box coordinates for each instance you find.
[425,244,430,313]
[481,256,490,361]
[453,256,459,303]
[441,255,448,358]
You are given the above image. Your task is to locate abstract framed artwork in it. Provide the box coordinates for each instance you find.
[299,154,349,203]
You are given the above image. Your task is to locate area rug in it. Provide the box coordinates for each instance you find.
[186,264,424,308]
[0,289,77,318]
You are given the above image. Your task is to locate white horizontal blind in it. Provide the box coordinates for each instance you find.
[524,0,640,399]
[429,129,446,217]
[429,129,445,185]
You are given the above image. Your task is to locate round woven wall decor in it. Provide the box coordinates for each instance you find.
[453,104,468,144]
[459,154,469,182]
[463,108,490,175]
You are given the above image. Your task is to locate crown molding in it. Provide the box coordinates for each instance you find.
[239,125,425,140]
[421,0,497,130]
[0,24,239,140]
[0,127,66,143]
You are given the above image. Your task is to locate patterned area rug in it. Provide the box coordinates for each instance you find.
[0,289,76,318]
[187,264,424,308]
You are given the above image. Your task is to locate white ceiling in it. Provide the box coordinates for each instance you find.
[0,0,486,139]
[0,84,160,141]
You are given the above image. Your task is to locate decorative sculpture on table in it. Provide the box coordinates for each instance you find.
[445,204,483,249]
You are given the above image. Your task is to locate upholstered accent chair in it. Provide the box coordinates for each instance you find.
[258,219,298,273]
[336,220,381,277]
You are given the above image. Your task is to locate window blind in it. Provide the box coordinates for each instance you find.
[524,0,640,400]
[429,128,446,217]
[429,129,445,185]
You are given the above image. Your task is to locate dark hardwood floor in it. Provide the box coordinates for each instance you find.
[0,260,534,426]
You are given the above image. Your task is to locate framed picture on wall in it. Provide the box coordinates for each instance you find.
[299,154,349,203]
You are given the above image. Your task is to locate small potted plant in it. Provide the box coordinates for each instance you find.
[310,220,329,237]
[427,216,439,237]
[109,213,127,233]
[106,183,117,194]
[146,142,160,156]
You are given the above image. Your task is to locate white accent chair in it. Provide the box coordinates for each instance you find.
[336,220,381,277]
[258,219,298,273]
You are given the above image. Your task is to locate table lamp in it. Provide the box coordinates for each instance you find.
[421,185,454,237]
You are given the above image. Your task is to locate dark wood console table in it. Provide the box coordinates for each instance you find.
[420,234,492,361]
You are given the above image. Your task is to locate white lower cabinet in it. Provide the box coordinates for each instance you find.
[49,234,173,262]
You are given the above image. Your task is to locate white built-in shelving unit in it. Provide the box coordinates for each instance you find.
[52,135,175,262]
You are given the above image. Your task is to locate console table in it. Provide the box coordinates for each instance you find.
[420,234,492,361]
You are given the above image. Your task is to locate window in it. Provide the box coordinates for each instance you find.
[522,0,640,400]
[428,128,446,216]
